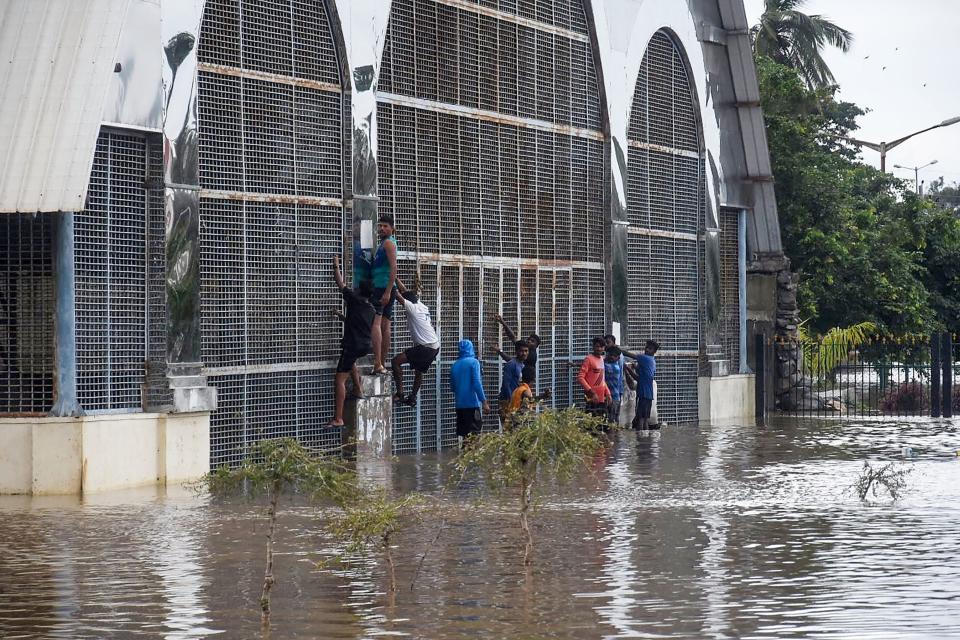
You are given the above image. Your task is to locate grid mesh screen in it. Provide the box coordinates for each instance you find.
[720,210,740,368]
[389,262,604,454]
[75,131,164,412]
[626,30,706,425]
[381,0,605,453]
[0,214,56,414]
[198,0,348,468]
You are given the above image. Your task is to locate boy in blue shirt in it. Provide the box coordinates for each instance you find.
[604,346,625,425]
[494,340,529,426]
[630,340,659,431]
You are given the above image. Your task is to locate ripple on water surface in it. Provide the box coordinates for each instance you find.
[1,418,959,639]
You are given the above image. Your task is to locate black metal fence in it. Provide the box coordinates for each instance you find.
[768,332,958,418]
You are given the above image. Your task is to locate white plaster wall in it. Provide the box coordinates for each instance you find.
[698,374,755,424]
[161,412,210,484]
[0,412,210,495]
[31,419,82,495]
[0,422,33,494]
[82,414,162,493]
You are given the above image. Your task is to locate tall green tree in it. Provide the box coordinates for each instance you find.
[757,56,934,334]
[752,0,853,89]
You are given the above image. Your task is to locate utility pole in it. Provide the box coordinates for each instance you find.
[894,160,938,195]
[844,117,960,172]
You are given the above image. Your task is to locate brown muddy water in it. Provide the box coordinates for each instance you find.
[2,418,959,639]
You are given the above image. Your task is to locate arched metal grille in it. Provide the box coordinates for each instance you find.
[197,0,349,467]
[626,31,703,425]
[379,0,607,453]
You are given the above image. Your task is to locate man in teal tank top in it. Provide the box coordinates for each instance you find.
[370,214,398,373]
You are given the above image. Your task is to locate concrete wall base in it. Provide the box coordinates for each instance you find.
[0,412,210,495]
[698,374,755,425]
[344,373,393,461]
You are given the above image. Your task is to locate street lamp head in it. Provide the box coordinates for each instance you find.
[930,160,939,165]
[893,164,907,170]
[940,116,960,127]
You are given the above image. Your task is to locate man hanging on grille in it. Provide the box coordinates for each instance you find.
[391,277,440,406]
[493,314,542,383]
[328,255,375,427]
[370,214,398,374]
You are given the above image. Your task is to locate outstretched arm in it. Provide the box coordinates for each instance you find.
[491,345,510,362]
[329,308,346,323]
[332,255,345,290]
[494,314,518,343]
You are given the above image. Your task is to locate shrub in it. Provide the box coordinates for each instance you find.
[879,381,929,413]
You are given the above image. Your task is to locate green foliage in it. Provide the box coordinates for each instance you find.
[330,489,426,554]
[197,438,361,625]
[798,321,877,379]
[751,0,852,89]
[455,407,609,564]
[455,408,609,497]
[756,55,960,335]
[202,438,360,506]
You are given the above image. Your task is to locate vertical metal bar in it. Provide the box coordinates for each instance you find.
[50,213,83,417]
[755,333,765,426]
[943,331,953,418]
[932,332,941,418]
[738,209,749,373]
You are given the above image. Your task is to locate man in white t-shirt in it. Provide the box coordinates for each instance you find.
[390,278,440,406]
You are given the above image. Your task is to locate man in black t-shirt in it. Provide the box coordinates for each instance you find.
[493,314,541,382]
[329,255,376,427]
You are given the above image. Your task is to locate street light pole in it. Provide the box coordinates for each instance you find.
[846,116,960,173]
[894,160,939,195]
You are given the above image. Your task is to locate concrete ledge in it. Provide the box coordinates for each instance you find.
[698,374,755,424]
[0,412,210,495]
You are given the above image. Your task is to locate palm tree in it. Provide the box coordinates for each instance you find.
[752,0,853,89]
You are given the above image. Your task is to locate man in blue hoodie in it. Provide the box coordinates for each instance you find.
[450,339,490,440]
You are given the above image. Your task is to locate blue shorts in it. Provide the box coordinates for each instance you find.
[371,287,395,320]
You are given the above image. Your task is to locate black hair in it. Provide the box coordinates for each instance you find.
[592,336,606,349]
[378,214,395,227]
[645,339,660,354]
[605,345,622,359]
[357,279,373,297]
[515,339,530,351]
[528,333,542,346]
[402,290,418,303]
[604,334,617,344]
[521,366,535,383]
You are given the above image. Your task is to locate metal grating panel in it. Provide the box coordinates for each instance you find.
[0,214,55,414]
[377,0,606,452]
[75,130,158,412]
[199,0,348,465]
[626,29,714,425]
[720,210,740,367]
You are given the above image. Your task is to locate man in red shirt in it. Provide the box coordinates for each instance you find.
[578,336,611,421]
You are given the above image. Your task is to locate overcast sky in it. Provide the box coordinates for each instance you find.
[742,0,960,189]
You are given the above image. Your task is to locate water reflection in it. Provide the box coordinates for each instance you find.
[1,419,960,638]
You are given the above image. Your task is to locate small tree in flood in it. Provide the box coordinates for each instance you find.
[853,461,912,502]
[199,438,359,628]
[455,407,609,565]
[329,489,426,594]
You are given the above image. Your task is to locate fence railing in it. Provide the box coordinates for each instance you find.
[766,332,958,419]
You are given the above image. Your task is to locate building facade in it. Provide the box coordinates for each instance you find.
[0,0,782,492]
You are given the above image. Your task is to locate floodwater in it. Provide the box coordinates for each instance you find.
[2,418,960,639]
